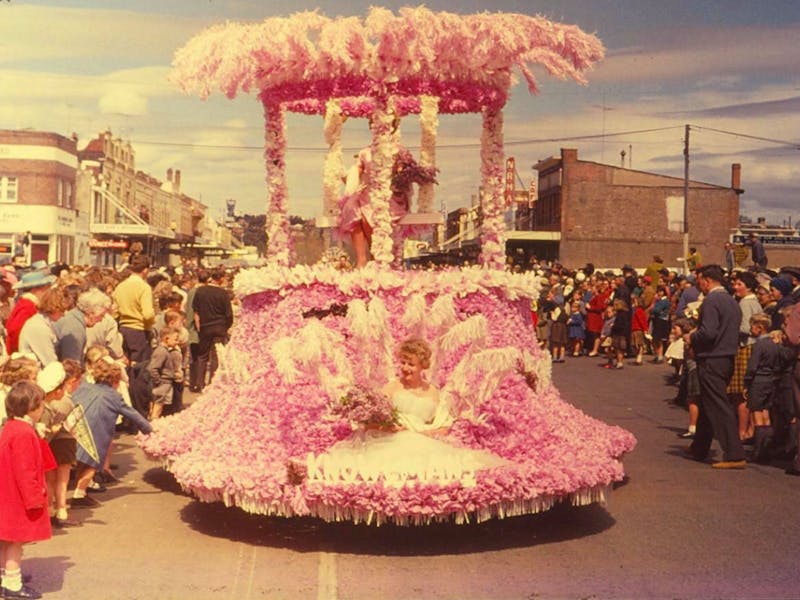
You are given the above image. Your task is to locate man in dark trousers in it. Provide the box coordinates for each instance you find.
[782,301,800,476]
[683,264,746,468]
[190,268,233,392]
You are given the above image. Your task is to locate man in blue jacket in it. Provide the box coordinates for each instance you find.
[683,264,746,468]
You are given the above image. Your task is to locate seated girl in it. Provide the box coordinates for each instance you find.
[305,338,506,486]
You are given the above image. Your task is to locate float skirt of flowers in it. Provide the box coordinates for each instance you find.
[140,265,635,525]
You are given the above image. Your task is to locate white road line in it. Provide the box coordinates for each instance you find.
[230,545,245,600]
[317,552,338,600]
[244,546,258,599]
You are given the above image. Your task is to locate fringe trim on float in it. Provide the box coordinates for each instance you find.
[149,454,612,527]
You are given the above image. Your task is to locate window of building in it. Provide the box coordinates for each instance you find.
[0,176,18,203]
[57,179,64,206]
[66,181,73,209]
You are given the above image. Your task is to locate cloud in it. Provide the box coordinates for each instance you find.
[98,89,149,116]
[0,4,209,66]
[593,25,800,85]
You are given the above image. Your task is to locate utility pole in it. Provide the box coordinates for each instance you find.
[683,124,690,274]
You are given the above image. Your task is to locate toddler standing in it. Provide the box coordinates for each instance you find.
[0,381,50,599]
[743,314,783,462]
[148,327,183,420]
[567,302,586,357]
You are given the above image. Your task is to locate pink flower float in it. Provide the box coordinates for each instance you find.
[141,265,636,525]
[139,7,636,525]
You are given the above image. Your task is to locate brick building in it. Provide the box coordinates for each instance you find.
[511,148,741,270]
[78,130,208,267]
[0,129,90,264]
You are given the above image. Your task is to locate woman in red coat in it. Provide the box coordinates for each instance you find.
[585,278,611,357]
[0,380,50,599]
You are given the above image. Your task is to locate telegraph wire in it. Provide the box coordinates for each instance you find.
[129,125,685,153]
[690,124,799,149]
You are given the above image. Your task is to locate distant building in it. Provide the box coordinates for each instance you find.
[510,148,742,270]
[77,130,222,267]
[0,129,87,264]
[731,218,800,269]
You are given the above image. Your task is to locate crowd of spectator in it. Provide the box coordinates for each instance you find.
[0,242,799,597]
[0,255,235,598]
[531,252,800,473]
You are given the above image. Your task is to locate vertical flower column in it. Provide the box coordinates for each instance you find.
[479,107,507,270]
[389,108,405,266]
[368,98,395,266]
[322,99,344,222]
[263,101,293,266]
[417,95,439,214]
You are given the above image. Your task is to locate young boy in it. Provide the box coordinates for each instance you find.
[147,327,183,420]
[743,313,782,463]
[162,311,188,415]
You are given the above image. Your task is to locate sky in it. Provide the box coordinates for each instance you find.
[1,0,798,226]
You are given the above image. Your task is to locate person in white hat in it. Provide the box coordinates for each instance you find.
[37,362,80,528]
[4,271,56,355]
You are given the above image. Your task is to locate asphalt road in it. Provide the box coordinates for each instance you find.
[23,355,800,599]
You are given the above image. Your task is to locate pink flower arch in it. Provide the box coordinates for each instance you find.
[170,6,604,266]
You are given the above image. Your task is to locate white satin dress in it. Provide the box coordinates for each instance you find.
[305,388,506,487]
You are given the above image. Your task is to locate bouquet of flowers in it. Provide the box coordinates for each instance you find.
[391,149,438,195]
[332,385,398,428]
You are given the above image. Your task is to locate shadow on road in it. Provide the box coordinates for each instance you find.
[142,465,616,555]
[23,555,74,596]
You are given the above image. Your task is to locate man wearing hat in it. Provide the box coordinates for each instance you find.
[746,233,767,269]
[778,267,800,305]
[643,255,664,287]
[4,270,56,354]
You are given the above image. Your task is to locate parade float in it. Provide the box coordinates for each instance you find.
[140,6,636,525]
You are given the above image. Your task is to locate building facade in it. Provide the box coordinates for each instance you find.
[0,129,90,265]
[511,148,741,269]
[77,130,226,267]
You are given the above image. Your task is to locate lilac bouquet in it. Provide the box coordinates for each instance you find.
[391,149,438,194]
[332,385,398,428]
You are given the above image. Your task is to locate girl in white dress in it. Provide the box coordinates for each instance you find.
[305,339,506,486]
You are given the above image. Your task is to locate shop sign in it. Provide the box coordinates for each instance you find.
[89,239,128,249]
[504,157,515,206]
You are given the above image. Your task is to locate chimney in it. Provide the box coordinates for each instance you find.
[167,168,173,182]
[174,169,181,194]
[561,148,578,164]
[731,163,741,190]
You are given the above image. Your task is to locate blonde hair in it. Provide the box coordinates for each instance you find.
[749,313,771,332]
[768,330,785,344]
[160,325,179,340]
[90,357,122,387]
[0,356,39,386]
[84,344,110,368]
[398,338,432,369]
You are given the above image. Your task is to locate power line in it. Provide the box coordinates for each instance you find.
[129,125,685,153]
[690,124,800,149]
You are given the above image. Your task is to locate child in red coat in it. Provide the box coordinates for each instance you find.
[0,380,50,599]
